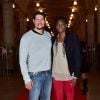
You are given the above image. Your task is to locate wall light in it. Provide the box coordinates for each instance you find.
[12,3,15,8]
[94,5,98,11]
[39,9,43,12]
[36,2,40,7]
[26,17,29,22]
[73,0,77,6]
[72,7,75,12]
[86,19,88,22]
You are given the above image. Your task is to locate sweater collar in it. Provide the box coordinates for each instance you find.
[32,29,44,35]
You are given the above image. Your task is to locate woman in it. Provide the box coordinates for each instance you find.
[52,17,81,100]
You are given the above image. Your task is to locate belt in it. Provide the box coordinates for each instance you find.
[29,70,51,75]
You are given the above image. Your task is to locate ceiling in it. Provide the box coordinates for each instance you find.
[28,0,85,25]
[9,0,98,29]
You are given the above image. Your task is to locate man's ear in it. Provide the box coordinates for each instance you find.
[33,19,34,23]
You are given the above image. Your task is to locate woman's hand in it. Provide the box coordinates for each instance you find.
[72,78,77,87]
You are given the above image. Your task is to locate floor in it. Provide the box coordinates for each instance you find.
[88,70,100,100]
[0,68,100,100]
[0,71,24,100]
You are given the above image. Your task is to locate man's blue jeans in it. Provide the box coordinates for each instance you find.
[28,70,52,100]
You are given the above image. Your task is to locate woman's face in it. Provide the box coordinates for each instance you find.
[56,20,66,34]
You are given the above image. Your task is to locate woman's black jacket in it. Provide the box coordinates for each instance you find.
[51,33,81,78]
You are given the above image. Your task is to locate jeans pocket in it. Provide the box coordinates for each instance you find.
[29,72,35,79]
[29,72,33,79]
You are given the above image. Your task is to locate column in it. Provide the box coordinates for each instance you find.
[96,0,100,70]
[20,17,27,35]
[97,0,100,43]
[87,14,94,47]
[2,0,14,48]
[80,23,86,41]
[87,14,95,71]
[2,0,14,70]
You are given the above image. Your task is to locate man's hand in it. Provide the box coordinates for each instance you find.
[25,81,33,91]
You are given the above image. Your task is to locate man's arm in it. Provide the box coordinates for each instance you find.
[19,37,31,84]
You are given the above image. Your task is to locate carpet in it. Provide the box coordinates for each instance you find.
[16,83,86,100]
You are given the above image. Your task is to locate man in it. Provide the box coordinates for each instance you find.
[19,12,52,100]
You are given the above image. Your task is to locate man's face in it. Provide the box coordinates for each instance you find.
[33,15,45,30]
[56,20,66,33]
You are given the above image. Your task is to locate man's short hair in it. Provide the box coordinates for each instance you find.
[33,11,46,20]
